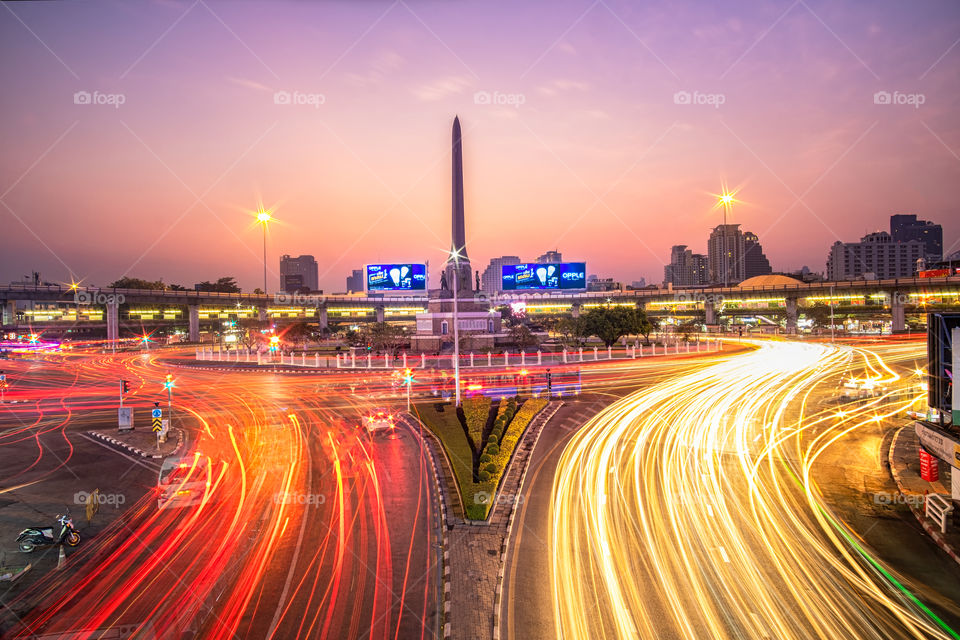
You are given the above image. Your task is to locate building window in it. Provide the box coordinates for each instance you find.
[441,321,448,335]
[488,319,494,332]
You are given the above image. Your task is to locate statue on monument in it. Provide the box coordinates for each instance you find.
[475,270,480,291]
[440,271,448,291]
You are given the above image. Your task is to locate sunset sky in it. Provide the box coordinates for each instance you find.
[1,0,958,292]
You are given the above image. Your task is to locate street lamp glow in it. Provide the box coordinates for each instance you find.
[257,211,271,223]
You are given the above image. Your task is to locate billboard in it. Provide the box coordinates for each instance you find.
[365,264,427,291]
[501,262,586,291]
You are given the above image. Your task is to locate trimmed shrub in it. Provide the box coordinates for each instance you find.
[486,443,500,455]
[487,434,499,446]
[478,470,491,482]
[484,462,497,474]
[479,453,492,463]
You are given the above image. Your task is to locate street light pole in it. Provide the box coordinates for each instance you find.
[256,210,272,294]
[453,282,461,407]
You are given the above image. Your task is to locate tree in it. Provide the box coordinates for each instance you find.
[109,277,165,290]
[364,322,406,354]
[582,305,648,347]
[509,324,539,349]
[196,277,241,293]
[168,283,188,291]
[638,314,658,345]
[253,288,265,295]
[237,317,269,349]
[281,322,314,348]
[556,316,589,348]
[805,304,834,333]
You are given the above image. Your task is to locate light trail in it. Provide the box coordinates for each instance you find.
[551,340,957,640]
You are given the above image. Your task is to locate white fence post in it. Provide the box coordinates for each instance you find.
[257,351,262,366]
[593,347,598,360]
[421,353,426,368]
[351,353,356,368]
[521,351,526,366]
[315,353,319,367]
[579,348,583,362]
[505,351,509,367]
[488,352,492,367]
[562,349,568,364]
[607,346,612,359]
[538,350,542,365]
[470,352,475,367]
[403,352,408,368]
[367,353,372,368]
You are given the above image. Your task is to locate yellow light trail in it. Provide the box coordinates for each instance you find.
[551,340,956,639]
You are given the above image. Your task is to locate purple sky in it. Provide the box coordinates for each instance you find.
[1,0,958,292]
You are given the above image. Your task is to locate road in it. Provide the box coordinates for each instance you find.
[0,348,440,639]
[533,339,960,639]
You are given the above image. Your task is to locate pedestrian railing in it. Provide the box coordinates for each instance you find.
[926,493,954,534]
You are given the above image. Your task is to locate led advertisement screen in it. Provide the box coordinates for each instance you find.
[365,263,427,291]
[501,262,586,290]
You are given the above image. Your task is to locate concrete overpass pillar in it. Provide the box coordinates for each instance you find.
[2,300,15,326]
[375,305,385,323]
[188,305,200,342]
[785,297,798,334]
[258,306,268,322]
[318,305,328,331]
[890,292,906,333]
[106,302,119,346]
[571,303,581,319]
[704,301,716,326]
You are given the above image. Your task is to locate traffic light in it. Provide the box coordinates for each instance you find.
[403,368,414,384]
[164,374,174,390]
[121,379,130,394]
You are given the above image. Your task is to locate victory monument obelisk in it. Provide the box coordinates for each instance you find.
[445,116,473,293]
[413,116,500,351]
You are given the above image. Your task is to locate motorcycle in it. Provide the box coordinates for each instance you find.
[17,514,81,553]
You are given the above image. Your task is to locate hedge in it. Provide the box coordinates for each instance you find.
[462,396,492,447]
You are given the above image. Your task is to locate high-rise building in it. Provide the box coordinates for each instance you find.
[279,254,318,293]
[707,224,746,285]
[481,255,521,294]
[826,231,925,280]
[345,269,364,293]
[691,253,709,285]
[536,250,563,264]
[664,245,710,286]
[742,231,773,279]
[890,214,942,261]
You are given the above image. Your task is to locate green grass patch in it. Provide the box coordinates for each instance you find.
[415,397,548,521]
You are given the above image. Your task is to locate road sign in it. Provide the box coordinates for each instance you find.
[152,419,162,432]
[152,408,163,432]
[151,408,162,419]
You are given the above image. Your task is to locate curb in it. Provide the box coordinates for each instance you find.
[88,428,184,460]
[491,401,563,640]
[888,425,960,568]
[398,415,452,639]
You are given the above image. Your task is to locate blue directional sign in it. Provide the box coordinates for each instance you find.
[151,408,162,419]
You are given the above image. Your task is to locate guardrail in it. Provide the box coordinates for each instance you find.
[926,493,954,534]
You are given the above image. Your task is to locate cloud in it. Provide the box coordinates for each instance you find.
[346,50,405,87]
[412,75,472,101]
[538,78,590,97]
[226,76,272,92]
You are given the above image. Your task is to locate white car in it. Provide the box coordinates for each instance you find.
[365,409,396,433]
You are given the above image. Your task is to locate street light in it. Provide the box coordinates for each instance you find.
[447,248,464,407]
[256,209,272,294]
[712,185,740,288]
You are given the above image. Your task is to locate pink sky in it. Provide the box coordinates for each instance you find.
[1,0,958,292]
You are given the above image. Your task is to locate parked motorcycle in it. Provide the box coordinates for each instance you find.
[17,514,80,553]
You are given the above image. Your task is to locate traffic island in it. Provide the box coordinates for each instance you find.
[88,427,184,460]
[889,425,960,565]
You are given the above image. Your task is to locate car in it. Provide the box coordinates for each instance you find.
[364,409,396,433]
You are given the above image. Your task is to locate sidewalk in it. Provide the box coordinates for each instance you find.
[411,400,562,640]
[889,425,960,565]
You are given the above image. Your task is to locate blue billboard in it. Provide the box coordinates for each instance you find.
[366,263,427,291]
[501,262,586,290]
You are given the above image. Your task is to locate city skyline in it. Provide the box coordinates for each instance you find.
[2,1,959,292]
